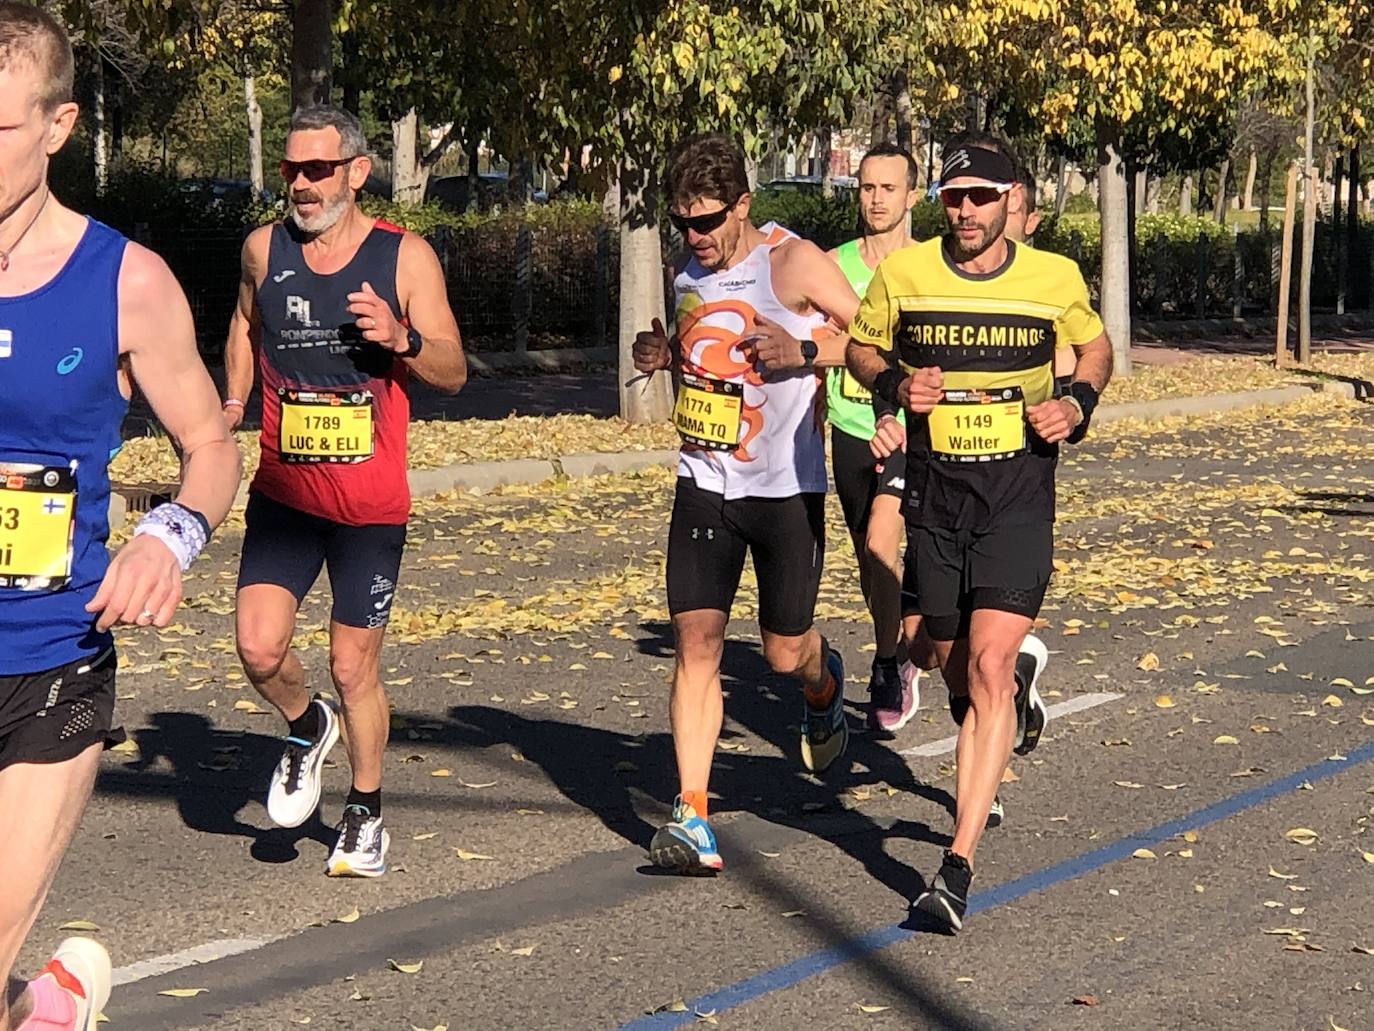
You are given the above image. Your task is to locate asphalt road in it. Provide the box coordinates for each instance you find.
[21,393,1374,1031]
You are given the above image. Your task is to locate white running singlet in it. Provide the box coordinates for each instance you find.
[673,223,829,500]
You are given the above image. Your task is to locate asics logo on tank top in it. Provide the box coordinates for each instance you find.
[56,347,84,375]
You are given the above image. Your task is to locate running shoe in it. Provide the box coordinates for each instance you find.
[648,795,723,874]
[30,937,111,1031]
[868,658,920,733]
[326,804,390,877]
[800,649,848,773]
[1013,633,1049,756]
[911,850,973,932]
[266,695,340,828]
[986,794,1005,829]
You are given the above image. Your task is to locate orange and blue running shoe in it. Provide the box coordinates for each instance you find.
[648,795,723,874]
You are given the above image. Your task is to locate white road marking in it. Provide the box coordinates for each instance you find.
[112,937,274,986]
[897,691,1124,758]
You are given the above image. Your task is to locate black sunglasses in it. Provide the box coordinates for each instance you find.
[669,196,742,236]
[280,157,357,183]
[937,184,1011,208]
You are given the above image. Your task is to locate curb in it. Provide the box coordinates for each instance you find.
[107,381,1350,527]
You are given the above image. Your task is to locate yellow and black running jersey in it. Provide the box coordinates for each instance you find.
[849,238,1104,529]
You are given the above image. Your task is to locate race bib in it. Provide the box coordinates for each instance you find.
[0,463,77,590]
[839,369,871,402]
[278,389,374,464]
[927,387,1027,462]
[674,372,743,451]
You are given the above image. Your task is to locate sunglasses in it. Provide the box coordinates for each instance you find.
[668,197,742,237]
[280,157,357,183]
[937,183,1012,208]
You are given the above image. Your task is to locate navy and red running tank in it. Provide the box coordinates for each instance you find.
[252,220,410,526]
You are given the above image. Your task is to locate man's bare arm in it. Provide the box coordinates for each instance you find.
[395,233,466,393]
[1068,333,1112,392]
[791,241,859,368]
[845,338,892,390]
[222,228,269,428]
[122,244,241,526]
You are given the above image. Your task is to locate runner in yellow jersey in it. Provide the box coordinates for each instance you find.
[824,143,930,734]
[846,133,1113,930]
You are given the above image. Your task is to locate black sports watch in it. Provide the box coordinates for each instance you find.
[400,327,424,359]
[799,340,819,367]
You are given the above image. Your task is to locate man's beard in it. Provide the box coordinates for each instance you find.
[288,188,350,235]
[947,208,1007,262]
[865,210,907,236]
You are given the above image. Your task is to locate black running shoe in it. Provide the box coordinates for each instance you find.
[986,794,1004,829]
[912,850,973,932]
[1013,634,1049,756]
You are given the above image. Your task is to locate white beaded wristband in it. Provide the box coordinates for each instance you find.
[133,503,209,571]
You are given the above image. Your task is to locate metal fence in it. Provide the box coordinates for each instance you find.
[138,218,1372,364]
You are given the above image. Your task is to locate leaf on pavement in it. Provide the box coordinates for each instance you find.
[58,920,100,931]
[1268,866,1299,880]
[388,959,424,974]
[1284,828,1318,845]
[857,1003,890,1013]
[1071,995,1100,1006]
[430,769,452,777]
[233,700,268,714]
[1154,695,1175,709]
[454,848,493,861]
[157,988,208,998]
[1136,652,1160,672]
[1321,695,1344,708]
[460,779,498,789]
[1131,848,1157,860]
[1213,735,1239,745]
[511,945,536,957]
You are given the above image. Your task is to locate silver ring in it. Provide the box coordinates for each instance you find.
[140,609,155,619]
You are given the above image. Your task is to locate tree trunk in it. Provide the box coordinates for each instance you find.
[868,84,890,144]
[93,56,107,196]
[291,0,333,110]
[618,135,673,423]
[1133,166,1147,213]
[817,126,834,197]
[1054,154,1069,217]
[1145,175,1162,213]
[1347,145,1360,308]
[391,108,426,205]
[245,73,264,195]
[465,134,481,212]
[1097,127,1132,374]
[1298,31,1315,364]
[893,68,913,153]
[1242,147,1258,210]
[1259,148,1275,233]
[1333,153,1345,232]
[1178,174,1193,215]
[1213,158,1230,223]
[340,29,361,115]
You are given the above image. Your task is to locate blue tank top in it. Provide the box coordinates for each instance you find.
[0,218,128,674]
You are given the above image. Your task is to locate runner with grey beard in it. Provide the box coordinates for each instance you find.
[222,104,466,878]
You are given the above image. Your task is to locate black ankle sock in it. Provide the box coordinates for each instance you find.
[874,655,899,671]
[287,700,323,742]
[346,787,381,817]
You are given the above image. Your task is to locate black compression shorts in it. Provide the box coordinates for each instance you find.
[238,492,406,630]
[666,477,825,636]
[904,519,1052,641]
[831,425,906,537]
[0,648,122,771]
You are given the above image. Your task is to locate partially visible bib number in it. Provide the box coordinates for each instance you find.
[674,373,743,451]
[278,389,374,464]
[0,463,76,590]
[927,387,1026,462]
[839,369,871,402]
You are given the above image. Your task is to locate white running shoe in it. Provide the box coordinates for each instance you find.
[326,804,391,878]
[42,937,112,1031]
[266,696,340,828]
[1013,634,1049,755]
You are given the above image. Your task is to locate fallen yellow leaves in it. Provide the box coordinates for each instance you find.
[1284,828,1319,846]
[157,988,208,998]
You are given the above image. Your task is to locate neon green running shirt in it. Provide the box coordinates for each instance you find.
[826,239,903,440]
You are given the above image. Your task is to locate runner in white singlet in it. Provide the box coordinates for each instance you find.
[630,133,860,875]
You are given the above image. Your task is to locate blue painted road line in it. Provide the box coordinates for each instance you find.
[617,739,1374,1030]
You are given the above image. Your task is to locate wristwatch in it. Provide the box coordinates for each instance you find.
[400,327,424,359]
[800,340,819,366]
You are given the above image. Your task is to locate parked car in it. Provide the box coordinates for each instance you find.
[177,178,273,205]
[427,172,548,211]
[758,175,858,196]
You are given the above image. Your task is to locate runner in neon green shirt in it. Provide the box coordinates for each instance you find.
[825,142,933,733]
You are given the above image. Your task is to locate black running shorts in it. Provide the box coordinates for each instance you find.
[666,477,825,636]
[905,520,1052,641]
[831,425,906,536]
[0,648,122,771]
[238,492,406,629]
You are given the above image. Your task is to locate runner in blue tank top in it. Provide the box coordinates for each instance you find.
[0,7,240,1029]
